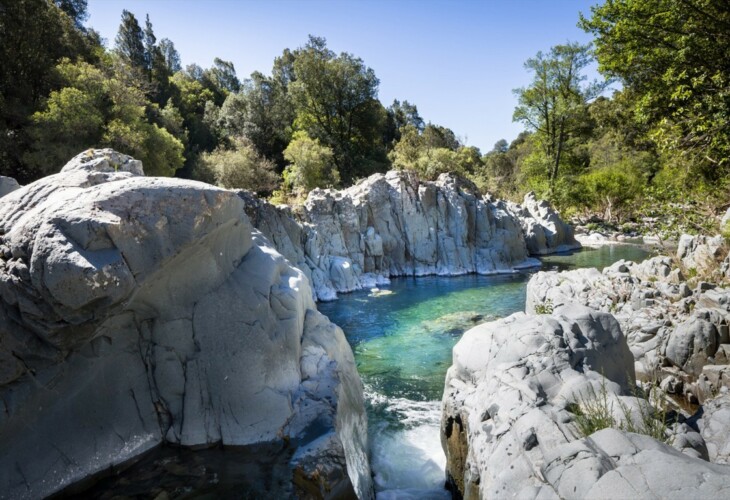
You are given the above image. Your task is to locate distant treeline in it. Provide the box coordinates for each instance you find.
[1,0,728,231]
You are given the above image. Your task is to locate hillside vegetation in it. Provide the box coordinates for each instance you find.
[1,0,728,232]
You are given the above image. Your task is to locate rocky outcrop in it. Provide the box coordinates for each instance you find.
[0,150,372,499]
[510,191,581,255]
[525,256,730,404]
[677,233,726,277]
[244,172,578,301]
[441,304,730,499]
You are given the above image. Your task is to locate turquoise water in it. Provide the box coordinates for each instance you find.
[317,245,650,498]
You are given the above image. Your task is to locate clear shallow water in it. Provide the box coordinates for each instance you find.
[317,245,651,498]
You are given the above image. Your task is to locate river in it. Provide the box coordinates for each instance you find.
[317,245,650,499]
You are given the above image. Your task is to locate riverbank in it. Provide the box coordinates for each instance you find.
[441,230,730,498]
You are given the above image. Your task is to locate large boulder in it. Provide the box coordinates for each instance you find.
[0,176,20,197]
[0,150,372,499]
[510,191,581,255]
[441,304,730,499]
[245,171,577,301]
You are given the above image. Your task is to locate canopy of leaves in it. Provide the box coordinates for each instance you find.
[25,59,183,177]
[389,124,482,181]
[580,0,730,175]
[289,36,387,183]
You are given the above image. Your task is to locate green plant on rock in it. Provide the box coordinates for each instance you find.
[534,299,554,314]
[570,377,668,443]
[570,381,616,437]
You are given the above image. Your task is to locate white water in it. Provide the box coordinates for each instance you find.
[367,389,451,499]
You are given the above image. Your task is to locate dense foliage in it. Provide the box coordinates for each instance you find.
[0,0,727,231]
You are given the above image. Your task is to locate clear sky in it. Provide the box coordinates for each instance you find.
[86,0,601,154]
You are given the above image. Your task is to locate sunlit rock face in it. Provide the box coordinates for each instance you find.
[526,256,730,404]
[0,150,372,499]
[441,304,730,499]
[243,171,578,301]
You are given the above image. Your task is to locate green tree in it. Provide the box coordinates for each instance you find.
[581,161,643,223]
[169,70,219,173]
[384,99,424,146]
[115,10,145,70]
[143,14,156,76]
[0,0,97,181]
[479,136,531,198]
[580,0,730,177]
[389,124,482,181]
[283,132,339,192]
[158,38,181,74]
[289,36,387,183]
[207,58,240,94]
[54,0,87,29]
[201,136,279,194]
[25,58,183,177]
[513,42,604,198]
[217,71,294,168]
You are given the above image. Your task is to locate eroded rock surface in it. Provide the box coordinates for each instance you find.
[526,255,730,404]
[243,172,577,301]
[441,304,730,499]
[0,150,372,499]
[510,191,581,255]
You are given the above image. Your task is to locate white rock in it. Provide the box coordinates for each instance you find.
[0,150,372,499]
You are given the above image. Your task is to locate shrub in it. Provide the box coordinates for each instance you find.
[534,299,554,314]
[283,132,339,193]
[201,136,279,195]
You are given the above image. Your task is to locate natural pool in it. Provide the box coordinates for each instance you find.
[318,245,651,499]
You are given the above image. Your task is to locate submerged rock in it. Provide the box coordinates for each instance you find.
[0,150,372,499]
[441,304,730,499]
[243,171,578,301]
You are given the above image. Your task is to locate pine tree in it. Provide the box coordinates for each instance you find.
[143,14,156,75]
[115,10,145,70]
[159,38,181,74]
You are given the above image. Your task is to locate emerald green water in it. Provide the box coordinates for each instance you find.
[318,245,650,497]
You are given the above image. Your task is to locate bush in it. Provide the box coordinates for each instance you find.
[534,299,554,314]
[201,137,279,195]
[283,132,339,193]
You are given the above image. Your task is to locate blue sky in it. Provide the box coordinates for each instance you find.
[87,0,602,153]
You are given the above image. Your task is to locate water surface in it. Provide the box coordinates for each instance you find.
[318,245,650,498]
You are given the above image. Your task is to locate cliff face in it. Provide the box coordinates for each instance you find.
[243,170,579,301]
[0,150,372,499]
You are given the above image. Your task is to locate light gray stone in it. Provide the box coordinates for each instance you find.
[666,317,719,375]
[511,191,581,255]
[441,303,730,499]
[244,171,575,301]
[0,176,20,197]
[700,393,730,464]
[0,150,372,499]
